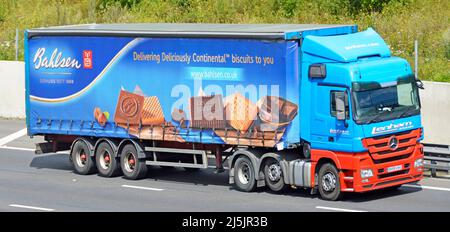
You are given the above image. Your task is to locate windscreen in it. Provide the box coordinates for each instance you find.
[352,75,420,124]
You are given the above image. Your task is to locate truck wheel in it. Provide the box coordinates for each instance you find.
[233,156,256,192]
[264,159,287,192]
[95,142,121,177]
[71,140,96,175]
[120,144,147,180]
[318,163,343,201]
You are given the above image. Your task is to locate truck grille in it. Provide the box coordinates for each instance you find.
[362,129,420,164]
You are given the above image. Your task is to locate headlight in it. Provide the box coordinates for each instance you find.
[414,158,424,168]
[360,169,373,178]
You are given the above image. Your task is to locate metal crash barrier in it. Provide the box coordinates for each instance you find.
[423,144,450,177]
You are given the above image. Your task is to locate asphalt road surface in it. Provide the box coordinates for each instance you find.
[1,118,449,212]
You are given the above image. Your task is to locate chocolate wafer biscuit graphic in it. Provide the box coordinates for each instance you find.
[225,93,258,132]
[189,95,225,129]
[172,108,187,128]
[114,90,144,125]
[141,96,165,126]
[256,96,298,131]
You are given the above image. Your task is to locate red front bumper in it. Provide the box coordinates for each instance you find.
[350,143,423,192]
[311,129,424,193]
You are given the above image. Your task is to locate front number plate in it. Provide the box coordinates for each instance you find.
[387,165,402,173]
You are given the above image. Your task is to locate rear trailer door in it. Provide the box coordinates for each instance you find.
[26,35,300,147]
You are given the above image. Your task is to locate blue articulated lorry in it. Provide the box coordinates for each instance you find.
[25,24,424,200]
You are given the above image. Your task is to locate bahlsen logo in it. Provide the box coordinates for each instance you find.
[372,121,413,135]
[33,48,81,70]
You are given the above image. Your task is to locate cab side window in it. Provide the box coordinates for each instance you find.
[330,91,349,119]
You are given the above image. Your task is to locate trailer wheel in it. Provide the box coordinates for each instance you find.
[120,144,147,180]
[233,156,256,192]
[95,142,121,177]
[318,163,343,201]
[71,140,96,175]
[264,159,287,192]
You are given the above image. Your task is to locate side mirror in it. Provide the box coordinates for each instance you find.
[415,80,424,89]
[335,92,346,121]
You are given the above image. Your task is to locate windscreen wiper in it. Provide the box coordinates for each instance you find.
[396,107,416,119]
[365,112,385,124]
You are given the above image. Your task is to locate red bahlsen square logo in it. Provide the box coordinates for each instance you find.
[83,50,93,69]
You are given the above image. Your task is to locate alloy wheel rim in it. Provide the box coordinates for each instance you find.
[322,172,337,192]
[268,163,282,182]
[75,149,87,167]
[124,152,136,173]
[99,150,112,170]
[238,163,251,185]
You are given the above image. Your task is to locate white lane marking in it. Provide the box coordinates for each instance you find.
[207,155,227,159]
[403,184,450,192]
[0,128,27,146]
[316,206,367,212]
[207,165,229,170]
[0,145,35,152]
[9,204,55,212]
[0,146,69,153]
[121,184,164,191]
[424,177,450,183]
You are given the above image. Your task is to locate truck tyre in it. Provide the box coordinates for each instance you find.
[264,159,287,192]
[71,140,96,175]
[120,144,147,180]
[233,156,257,192]
[318,163,343,201]
[95,141,121,177]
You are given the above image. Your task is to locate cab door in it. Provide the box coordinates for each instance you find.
[310,84,353,151]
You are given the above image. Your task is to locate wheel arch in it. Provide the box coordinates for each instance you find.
[70,137,96,159]
[94,138,120,157]
[259,152,299,185]
[228,148,265,184]
[311,149,343,173]
[312,156,340,188]
[117,139,146,159]
[315,157,338,174]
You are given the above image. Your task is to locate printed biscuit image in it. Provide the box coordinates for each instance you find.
[172,108,187,128]
[94,107,102,120]
[117,121,185,142]
[114,89,144,125]
[224,93,258,132]
[117,123,140,135]
[189,95,225,129]
[140,124,185,142]
[141,96,165,126]
[256,96,298,131]
[94,107,107,127]
[214,129,285,147]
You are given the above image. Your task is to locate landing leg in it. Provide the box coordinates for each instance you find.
[215,146,224,173]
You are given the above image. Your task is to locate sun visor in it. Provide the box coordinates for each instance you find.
[302,28,391,62]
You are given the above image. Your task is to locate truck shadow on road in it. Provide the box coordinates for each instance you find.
[29,153,73,171]
[144,166,230,187]
[28,153,422,202]
[339,187,422,202]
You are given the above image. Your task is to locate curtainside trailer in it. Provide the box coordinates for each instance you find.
[25,23,424,200]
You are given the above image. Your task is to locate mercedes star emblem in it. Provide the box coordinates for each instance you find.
[388,136,399,151]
